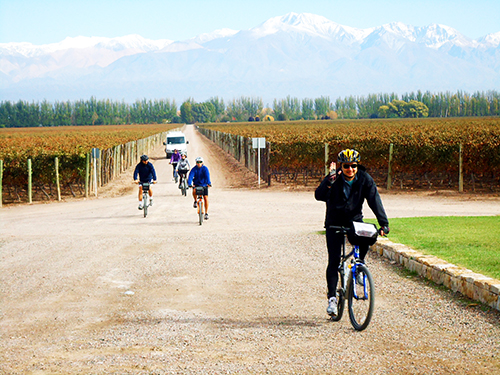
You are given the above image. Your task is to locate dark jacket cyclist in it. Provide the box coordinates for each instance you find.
[188,156,211,220]
[133,155,157,209]
[315,149,389,317]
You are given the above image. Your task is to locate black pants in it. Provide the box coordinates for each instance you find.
[325,228,369,298]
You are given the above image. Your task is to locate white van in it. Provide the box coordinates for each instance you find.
[163,131,188,159]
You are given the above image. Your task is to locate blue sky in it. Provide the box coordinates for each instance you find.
[1,0,499,44]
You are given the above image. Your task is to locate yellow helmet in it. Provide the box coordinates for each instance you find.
[337,149,360,163]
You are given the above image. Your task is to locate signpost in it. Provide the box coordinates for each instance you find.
[252,137,266,187]
[91,148,100,197]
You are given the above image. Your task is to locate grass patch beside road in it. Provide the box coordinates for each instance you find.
[371,216,500,280]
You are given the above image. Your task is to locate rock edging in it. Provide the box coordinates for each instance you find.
[372,238,500,311]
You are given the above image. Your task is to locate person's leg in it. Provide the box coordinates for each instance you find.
[138,185,143,201]
[192,187,197,207]
[204,196,209,214]
[325,228,343,298]
[358,244,369,262]
[172,163,178,179]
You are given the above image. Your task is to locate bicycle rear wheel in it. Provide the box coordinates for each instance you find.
[182,181,187,196]
[330,265,346,321]
[330,287,346,322]
[347,263,374,331]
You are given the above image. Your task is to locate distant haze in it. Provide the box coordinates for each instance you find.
[1,13,499,104]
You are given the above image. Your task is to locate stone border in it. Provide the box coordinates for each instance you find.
[372,238,500,311]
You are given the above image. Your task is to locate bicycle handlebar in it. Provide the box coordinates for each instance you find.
[328,224,389,236]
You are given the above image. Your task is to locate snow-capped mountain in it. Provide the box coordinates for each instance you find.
[0,12,498,103]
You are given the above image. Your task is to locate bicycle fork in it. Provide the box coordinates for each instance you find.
[349,246,368,300]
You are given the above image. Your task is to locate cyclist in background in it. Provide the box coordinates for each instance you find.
[170,149,181,181]
[188,156,211,220]
[133,154,157,210]
[176,152,191,189]
[315,149,389,317]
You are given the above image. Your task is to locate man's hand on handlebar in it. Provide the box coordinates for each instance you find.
[379,226,390,236]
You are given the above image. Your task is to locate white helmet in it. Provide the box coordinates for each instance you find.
[195,156,204,163]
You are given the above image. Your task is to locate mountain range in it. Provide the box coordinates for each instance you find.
[1,12,499,104]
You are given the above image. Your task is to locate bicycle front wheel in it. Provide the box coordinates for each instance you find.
[347,263,375,331]
[143,195,148,218]
[198,200,203,225]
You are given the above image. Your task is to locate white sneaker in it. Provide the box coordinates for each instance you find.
[327,296,338,316]
[149,197,153,206]
[138,202,143,210]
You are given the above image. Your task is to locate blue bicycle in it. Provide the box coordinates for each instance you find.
[329,225,376,331]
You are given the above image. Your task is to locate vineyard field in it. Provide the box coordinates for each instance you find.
[199,117,500,192]
[1,124,178,203]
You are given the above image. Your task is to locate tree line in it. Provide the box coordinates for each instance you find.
[1,90,499,128]
[0,97,179,128]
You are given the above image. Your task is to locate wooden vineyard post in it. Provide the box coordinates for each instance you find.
[55,157,61,201]
[325,143,330,176]
[459,143,463,193]
[28,158,32,204]
[387,143,394,190]
[85,153,90,198]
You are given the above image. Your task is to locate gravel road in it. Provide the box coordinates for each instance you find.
[1,124,499,374]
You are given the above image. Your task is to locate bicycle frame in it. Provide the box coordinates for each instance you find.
[332,227,366,296]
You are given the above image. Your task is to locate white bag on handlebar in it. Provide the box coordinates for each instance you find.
[353,222,378,238]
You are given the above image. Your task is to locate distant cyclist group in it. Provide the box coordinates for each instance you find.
[133,149,211,219]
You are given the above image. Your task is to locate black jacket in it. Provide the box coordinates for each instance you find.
[315,166,389,229]
[133,162,157,183]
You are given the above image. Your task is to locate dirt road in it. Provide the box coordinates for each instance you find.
[1,125,499,374]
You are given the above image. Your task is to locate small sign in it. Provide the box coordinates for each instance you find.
[91,148,100,158]
[252,137,266,149]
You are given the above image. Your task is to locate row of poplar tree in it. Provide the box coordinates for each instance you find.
[1,90,499,128]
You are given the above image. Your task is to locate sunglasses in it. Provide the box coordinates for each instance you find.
[196,161,203,164]
[342,164,358,169]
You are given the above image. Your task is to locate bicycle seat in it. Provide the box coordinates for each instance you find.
[328,225,349,234]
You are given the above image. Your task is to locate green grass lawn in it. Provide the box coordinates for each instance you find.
[366,216,500,280]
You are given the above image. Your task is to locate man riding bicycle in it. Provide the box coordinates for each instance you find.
[315,149,389,317]
[188,156,211,220]
[133,154,157,210]
[170,149,181,181]
[176,152,191,189]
